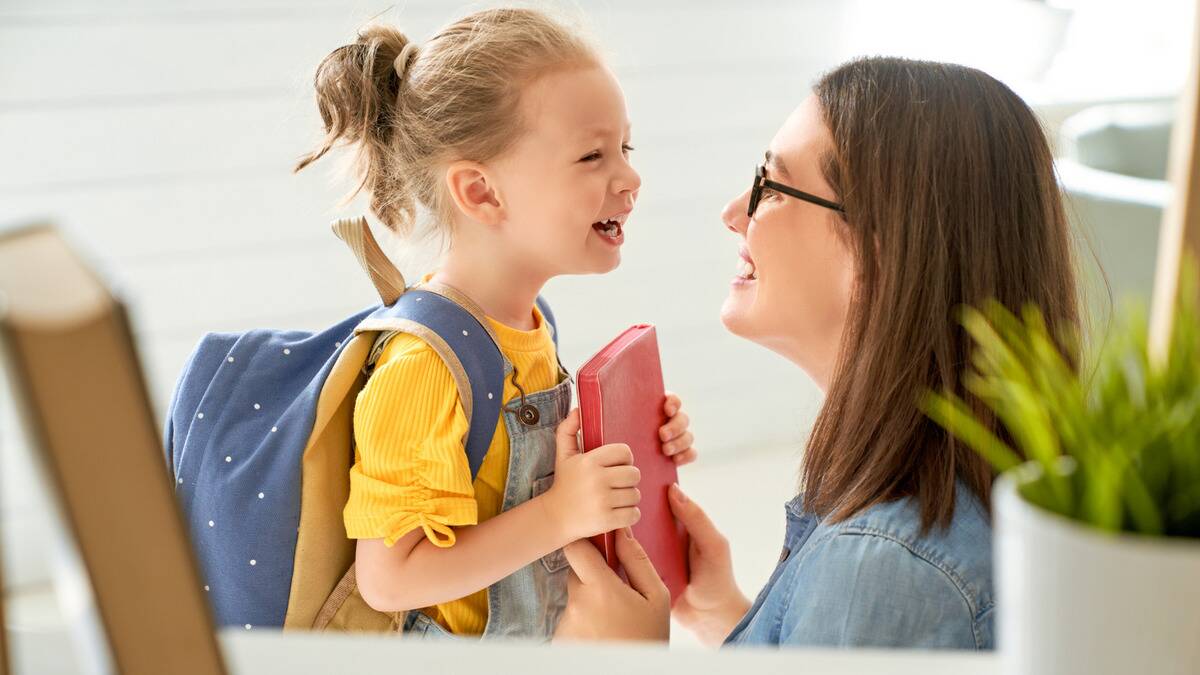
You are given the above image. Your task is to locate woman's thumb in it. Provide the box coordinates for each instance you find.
[669,483,722,548]
[615,528,668,603]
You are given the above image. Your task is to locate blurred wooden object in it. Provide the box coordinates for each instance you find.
[1150,2,1200,360]
[1,558,7,675]
[0,223,225,675]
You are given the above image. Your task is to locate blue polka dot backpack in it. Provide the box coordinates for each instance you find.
[163,217,558,631]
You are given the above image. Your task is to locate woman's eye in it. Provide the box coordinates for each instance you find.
[622,144,635,154]
[579,151,601,162]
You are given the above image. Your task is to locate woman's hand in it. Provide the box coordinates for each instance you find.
[660,392,698,466]
[668,483,752,647]
[553,528,671,643]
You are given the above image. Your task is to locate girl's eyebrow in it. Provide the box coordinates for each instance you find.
[764,150,792,180]
[579,123,634,139]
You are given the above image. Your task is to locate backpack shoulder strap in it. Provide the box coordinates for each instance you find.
[332,216,498,478]
[332,217,406,306]
[357,287,505,481]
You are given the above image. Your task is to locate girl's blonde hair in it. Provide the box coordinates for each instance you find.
[295,8,599,235]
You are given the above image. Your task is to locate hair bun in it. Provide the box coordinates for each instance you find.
[297,9,598,235]
[393,42,419,81]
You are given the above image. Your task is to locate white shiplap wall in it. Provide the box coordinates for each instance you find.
[1,0,845,604]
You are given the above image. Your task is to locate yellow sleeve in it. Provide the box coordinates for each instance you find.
[344,334,477,548]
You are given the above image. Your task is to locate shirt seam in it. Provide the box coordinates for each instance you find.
[839,525,981,611]
[973,603,995,648]
[793,529,984,650]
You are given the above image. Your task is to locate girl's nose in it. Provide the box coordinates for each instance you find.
[614,160,642,196]
[723,188,751,235]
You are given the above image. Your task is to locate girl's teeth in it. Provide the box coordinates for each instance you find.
[595,220,621,237]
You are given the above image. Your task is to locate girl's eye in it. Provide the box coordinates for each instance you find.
[579,145,635,163]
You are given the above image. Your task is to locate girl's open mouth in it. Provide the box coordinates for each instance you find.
[592,218,623,240]
[592,210,629,243]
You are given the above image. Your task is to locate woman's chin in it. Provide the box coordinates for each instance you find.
[720,291,754,337]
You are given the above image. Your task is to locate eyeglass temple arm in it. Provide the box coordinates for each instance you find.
[762,178,845,213]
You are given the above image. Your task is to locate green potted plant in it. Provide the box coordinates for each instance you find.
[923,273,1200,675]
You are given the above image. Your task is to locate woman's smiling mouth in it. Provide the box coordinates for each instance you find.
[735,244,758,283]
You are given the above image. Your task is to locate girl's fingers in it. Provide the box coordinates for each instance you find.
[613,506,641,528]
[663,431,694,456]
[672,447,698,466]
[592,443,635,467]
[608,465,641,488]
[610,487,641,508]
[663,392,682,417]
[659,411,690,443]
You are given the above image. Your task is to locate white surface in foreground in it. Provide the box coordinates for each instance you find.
[8,625,997,675]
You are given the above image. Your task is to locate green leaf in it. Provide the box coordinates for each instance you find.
[929,256,1200,539]
[921,392,1023,472]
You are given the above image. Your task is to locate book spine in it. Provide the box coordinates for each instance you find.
[576,373,618,570]
[577,373,603,452]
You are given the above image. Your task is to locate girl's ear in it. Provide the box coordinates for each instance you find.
[444,160,503,226]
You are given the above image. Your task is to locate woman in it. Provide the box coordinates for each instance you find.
[553,56,1079,649]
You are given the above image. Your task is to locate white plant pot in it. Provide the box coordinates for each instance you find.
[995,469,1200,675]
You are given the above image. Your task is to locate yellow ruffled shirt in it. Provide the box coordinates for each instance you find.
[343,302,560,636]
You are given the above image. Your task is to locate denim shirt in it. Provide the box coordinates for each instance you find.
[724,483,994,650]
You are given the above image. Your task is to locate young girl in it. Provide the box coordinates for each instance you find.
[294,8,697,639]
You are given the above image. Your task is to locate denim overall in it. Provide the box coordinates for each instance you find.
[402,361,574,641]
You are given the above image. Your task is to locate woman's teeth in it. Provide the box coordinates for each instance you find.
[593,219,622,238]
[737,257,757,280]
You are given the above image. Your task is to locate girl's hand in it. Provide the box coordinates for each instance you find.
[660,391,698,466]
[553,527,670,642]
[668,483,751,647]
[541,409,642,542]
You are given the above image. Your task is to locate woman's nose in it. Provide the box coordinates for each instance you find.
[723,188,751,235]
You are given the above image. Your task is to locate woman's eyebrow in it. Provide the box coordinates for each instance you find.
[764,150,792,180]
[763,147,792,177]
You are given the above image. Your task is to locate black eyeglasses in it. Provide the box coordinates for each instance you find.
[748,164,845,217]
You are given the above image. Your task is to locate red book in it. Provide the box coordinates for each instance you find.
[577,324,689,603]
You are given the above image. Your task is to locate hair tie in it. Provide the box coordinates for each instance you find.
[393,43,419,81]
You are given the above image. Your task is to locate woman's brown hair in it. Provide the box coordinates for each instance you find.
[803,57,1080,530]
[294,8,597,235]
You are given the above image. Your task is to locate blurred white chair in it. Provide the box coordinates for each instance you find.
[1056,100,1175,312]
